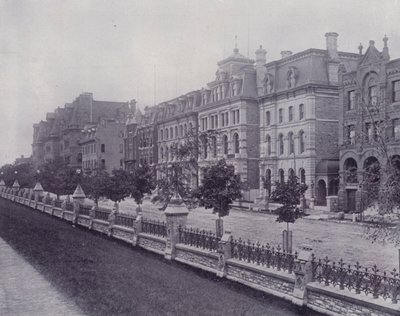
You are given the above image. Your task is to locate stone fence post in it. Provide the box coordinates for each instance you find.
[107,204,117,237]
[164,194,189,260]
[217,230,232,278]
[133,208,142,246]
[0,180,5,193]
[33,182,44,207]
[292,245,313,306]
[72,184,85,226]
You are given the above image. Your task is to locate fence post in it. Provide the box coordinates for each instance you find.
[0,180,5,193]
[33,182,44,208]
[72,184,85,226]
[133,208,142,246]
[217,230,232,278]
[164,193,189,260]
[292,245,313,306]
[107,205,117,237]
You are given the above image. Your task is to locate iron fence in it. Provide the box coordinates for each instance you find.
[79,204,91,216]
[141,218,167,237]
[94,208,110,221]
[231,238,298,274]
[178,226,220,252]
[115,213,136,228]
[311,254,400,303]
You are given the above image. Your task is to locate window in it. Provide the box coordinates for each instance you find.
[393,119,400,139]
[77,153,82,163]
[101,159,105,169]
[233,109,240,124]
[300,169,306,184]
[119,144,123,153]
[266,135,271,156]
[348,125,356,144]
[175,126,178,138]
[348,91,356,110]
[160,147,164,160]
[278,134,284,155]
[231,111,236,125]
[211,137,217,158]
[120,159,123,167]
[160,129,163,140]
[368,85,378,106]
[101,144,105,153]
[393,81,400,102]
[288,132,294,154]
[165,147,169,161]
[279,109,283,123]
[266,111,271,126]
[233,133,239,154]
[222,135,228,155]
[221,113,225,127]
[365,123,373,142]
[299,131,305,153]
[170,127,173,138]
[166,128,169,140]
[225,112,229,126]
[288,106,293,122]
[278,169,285,183]
[184,124,187,135]
[203,138,208,159]
[299,104,304,120]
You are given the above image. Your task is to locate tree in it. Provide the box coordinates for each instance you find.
[128,163,156,210]
[38,158,79,199]
[104,169,131,208]
[270,174,308,232]
[81,168,112,206]
[0,162,36,188]
[194,159,242,218]
[152,128,218,210]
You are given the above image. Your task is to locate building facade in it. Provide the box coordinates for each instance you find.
[258,33,359,207]
[80,119,126,173]
[338,36,400,212]
[32,93,130,169]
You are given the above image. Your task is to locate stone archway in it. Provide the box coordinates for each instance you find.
[316,179,327,206]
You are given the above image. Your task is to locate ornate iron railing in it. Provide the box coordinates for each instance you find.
[94,208,110,221]
[178,226,220,252]
[79,204,91,216]
[231,239,298,274]
[65,202,73,212]
[141,218,167,237]
[54,199,63,208]
[311,254,400,303]
[115,213,136,228]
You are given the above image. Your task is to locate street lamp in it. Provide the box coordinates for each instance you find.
[76,168,82,184]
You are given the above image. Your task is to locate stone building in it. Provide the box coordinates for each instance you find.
[196,47,260,199]
[80,119,126,173]
[32,93,130,169]
[338,36,400,212]
[257,33,359,208]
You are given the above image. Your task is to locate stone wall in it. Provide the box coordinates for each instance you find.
[0,190,399,316]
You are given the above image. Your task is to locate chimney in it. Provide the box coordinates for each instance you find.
[325,32,339,60]
[382,35,390,61]
[255,45,267,96]
[281,51,292,59]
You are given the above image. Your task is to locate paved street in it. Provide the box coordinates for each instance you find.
[104,199,398,271]
[0,198,321,316]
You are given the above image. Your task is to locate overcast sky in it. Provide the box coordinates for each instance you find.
[1,0,400,166]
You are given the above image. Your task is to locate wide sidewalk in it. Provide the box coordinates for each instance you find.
[0,237,84,316]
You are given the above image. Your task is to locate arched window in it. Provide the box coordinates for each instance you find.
[344,158,358,183]
[211,136,217,158]
[165,147,169,161]
[288,132,294,154]
[160,129,163,141]
[222,135,228,155]
[180,125,183,137]
[278,134,284,155]
[233,133,239,154]
[299,104,304,120]
[278,169,285,183]
[189,122,193,131]
[170,127,173,139]
[175,126,178,138]
[288,168,295,179]
[203,138,208,159]
[160,147,164,160]
[184,124,187,135]
[265,135,271,156]
[166,128,169,140]
[288,106,293,121]
[299,168,306,184]
[299,130,305,153]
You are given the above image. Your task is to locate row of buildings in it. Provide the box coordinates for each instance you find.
[31,32,400,213]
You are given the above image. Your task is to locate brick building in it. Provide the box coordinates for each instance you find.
[338,36,400,212]
[32,93,130,169]
[257,33,359,207]
[80,119,126,173]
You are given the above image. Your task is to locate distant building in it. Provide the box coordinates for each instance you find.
[14,155,31,166]
[80,119,126,173]
[338,36,400,212]
[32,93,130,169]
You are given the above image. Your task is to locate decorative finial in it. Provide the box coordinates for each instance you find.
[233,35,239,53]
[369,40,375,47]
[383,34,388,47]
[358,43,363,55]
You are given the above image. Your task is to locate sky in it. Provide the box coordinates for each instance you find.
[1,0,400,166]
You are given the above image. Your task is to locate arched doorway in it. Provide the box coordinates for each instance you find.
[316,179,327,206]
[343,158,358,184]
